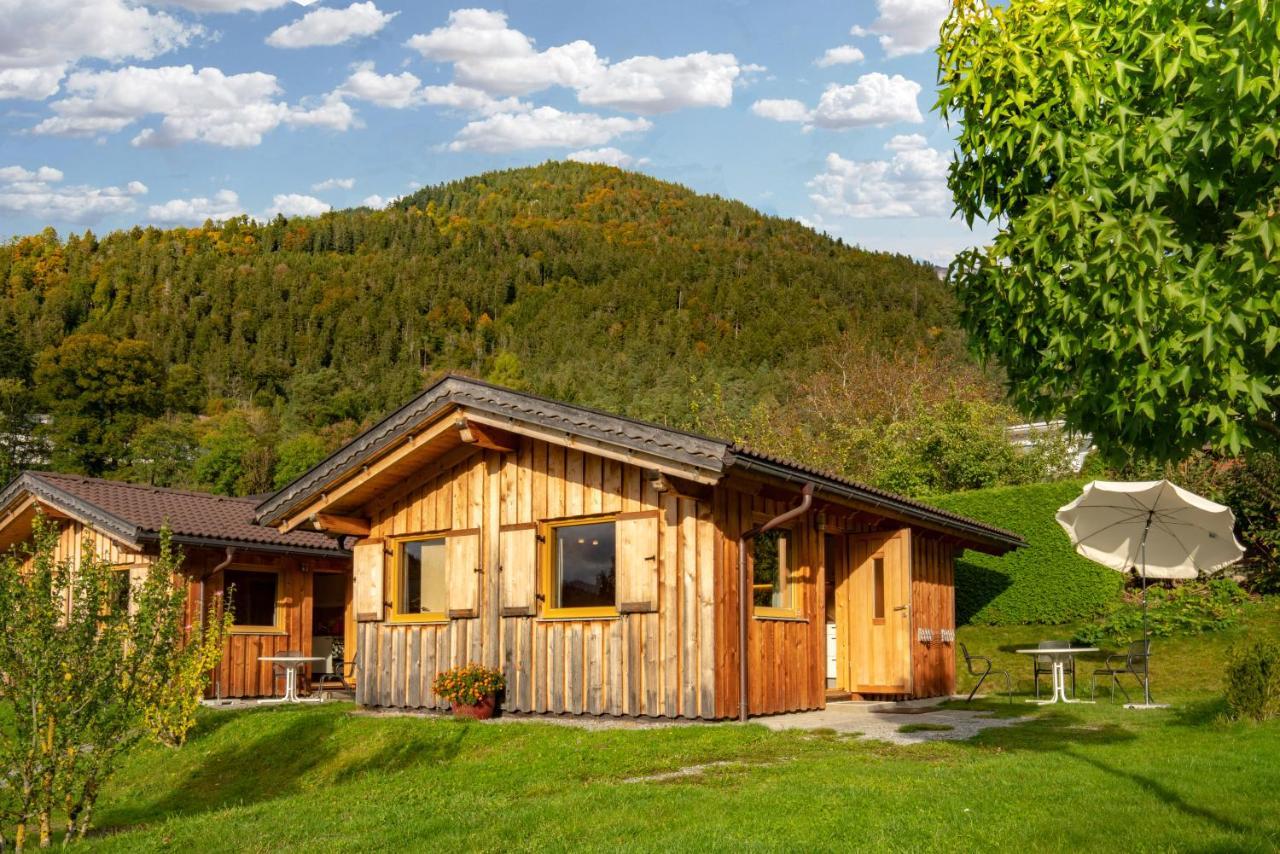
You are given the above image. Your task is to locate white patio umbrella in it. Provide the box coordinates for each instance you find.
[1055,479,1245,707]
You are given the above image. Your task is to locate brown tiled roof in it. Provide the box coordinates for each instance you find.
[6,472,344,555]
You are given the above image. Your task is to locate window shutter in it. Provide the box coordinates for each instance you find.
[352,538,385,622]
[499,523,538,616]
[446,528,481,617]
[615,510,660,613]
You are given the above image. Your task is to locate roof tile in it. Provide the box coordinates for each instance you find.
[29,473,342,553]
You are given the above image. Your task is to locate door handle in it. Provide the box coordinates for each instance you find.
[893,605,909,612]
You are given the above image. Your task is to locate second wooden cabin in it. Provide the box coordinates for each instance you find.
[257,376,1023,719]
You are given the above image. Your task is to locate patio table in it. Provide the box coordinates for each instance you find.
[1015,647,1098,705]
[258,655,326,704]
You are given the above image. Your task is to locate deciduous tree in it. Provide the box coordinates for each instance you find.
[939,0,1280,459]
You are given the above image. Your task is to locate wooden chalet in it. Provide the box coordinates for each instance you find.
[257,376,1024,719]
[0,472,352,699]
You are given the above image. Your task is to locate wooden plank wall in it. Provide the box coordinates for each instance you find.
[910,532,956,698]
[713,488,825,719]
[358,436,719,718]
[30,521,350,699]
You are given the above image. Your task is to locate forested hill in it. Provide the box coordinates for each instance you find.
[0,160,967,492]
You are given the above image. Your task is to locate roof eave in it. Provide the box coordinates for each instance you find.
[726,454,1025,555]
[134,530,349,559]
[4,473,144,549]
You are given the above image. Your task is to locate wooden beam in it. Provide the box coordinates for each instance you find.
[644,469,713,503]
[311,513,371,537]
[455,417,518,452]
[278,412,460,533]
[0,495,37,536]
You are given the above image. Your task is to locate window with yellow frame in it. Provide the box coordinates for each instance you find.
[541,517,617,618]
[225,568,283,633]
[752,529,800,618]
[391,535,448,622]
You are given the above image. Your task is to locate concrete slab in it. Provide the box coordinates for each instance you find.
[755,697,1025,745]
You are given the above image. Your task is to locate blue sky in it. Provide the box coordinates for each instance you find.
[0,0,993,263]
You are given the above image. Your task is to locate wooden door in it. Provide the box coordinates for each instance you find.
[836,530,913,695]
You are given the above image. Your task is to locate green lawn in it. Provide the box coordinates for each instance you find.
[87,600,1280,852]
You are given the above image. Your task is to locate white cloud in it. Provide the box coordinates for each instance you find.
[576,52,742,114]
[312,177,355,191]
[816,45,865,67]
[0,163,147,223]
[419,83,526,115]
[750,98,810,123]
[751,73,922,130]
[34,65,355,147]
[335,62,525,114]
[853,0,950,58]
[338,63,423,108]
[566,147,649,169]
[807,135,951,219]
[447,106,651,153]
[361,194,390,208]
[408,9,602,96]
[147,189,243,224]
[266,193,330,218]
[153,0,291,10]
[885,132,928,151]
[406,8,750,114]
[810,74,923,128]
[266,2,396,49]
[0,0,197,100]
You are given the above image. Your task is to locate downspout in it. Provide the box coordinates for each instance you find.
[202,546,236,701]
[738,483,814,723]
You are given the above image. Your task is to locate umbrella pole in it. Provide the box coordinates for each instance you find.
[1140,510,1153,706]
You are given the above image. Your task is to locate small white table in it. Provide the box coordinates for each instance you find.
[1015,647,1098,705]
[258,655,326,704]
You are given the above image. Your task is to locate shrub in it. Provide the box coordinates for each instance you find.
[432,663,505,706]
[1223,639,1280,722]
[931,480,1123,625]
[1073,579,1248,645]
[0,520,227,848]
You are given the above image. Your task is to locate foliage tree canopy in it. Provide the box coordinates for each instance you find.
[33,334,163,475]
[0,161,972,491]
[939,0,1280,461]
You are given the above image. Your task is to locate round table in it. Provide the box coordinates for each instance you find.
[257,655,326,704]
[1015,647,1098,705]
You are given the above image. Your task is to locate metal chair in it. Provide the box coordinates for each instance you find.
[1090,639,1152,703]
[272,649,305,698]
[960,642,1012,703]
[1034,639,1076,699]
[315,648,360,701]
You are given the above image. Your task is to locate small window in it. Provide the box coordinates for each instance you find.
[394,537,447,621]
[110,568,131,614]
[753,529,798,617]
[872,556,885,622]
[546,520,616,617]
[226,569,280,631]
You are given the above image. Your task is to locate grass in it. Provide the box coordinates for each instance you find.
[81,599,1280,852]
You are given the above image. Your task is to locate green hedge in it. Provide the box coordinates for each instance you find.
[931,480,1125,625]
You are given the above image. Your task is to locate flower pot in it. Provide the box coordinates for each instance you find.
[450,693,497,720]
